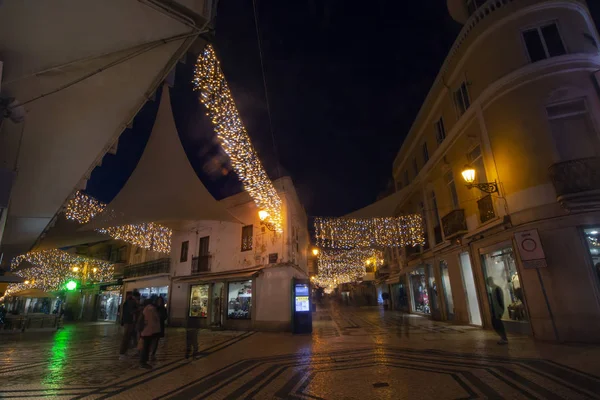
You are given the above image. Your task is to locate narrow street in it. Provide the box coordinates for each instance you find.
[2,304,600,399]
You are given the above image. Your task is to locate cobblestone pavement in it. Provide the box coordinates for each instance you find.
[1,304,600,399]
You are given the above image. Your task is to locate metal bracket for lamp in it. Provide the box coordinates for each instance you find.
[465,181,499,194]
[260,221,276,232]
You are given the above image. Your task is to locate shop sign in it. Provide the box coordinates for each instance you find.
[514,229,547,269]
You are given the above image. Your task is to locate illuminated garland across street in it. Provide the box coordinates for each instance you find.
[193,45,283,232]
[65,191,172,254]
[3,249,114,298]
[314,216,425,249]
[314,248,384,287]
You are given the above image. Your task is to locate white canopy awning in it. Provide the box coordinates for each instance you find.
[84,85,241,230]
[0,0,212,259]
[344,189,407,219]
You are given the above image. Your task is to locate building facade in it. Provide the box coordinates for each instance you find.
[386,0,600,342]
[168,177,310,331]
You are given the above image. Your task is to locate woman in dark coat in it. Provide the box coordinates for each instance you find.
[150,296,168,361]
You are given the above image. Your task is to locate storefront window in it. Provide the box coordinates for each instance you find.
[227,280,252,319]
[481,246,528,322]
[138,286,168,301]
[409,268,430,314]
[426,263,440,316]
[583,228,600,287]
[439,260,455,320]
[97,290,121,321]
[391,277,409,311]
[189,284,209,318]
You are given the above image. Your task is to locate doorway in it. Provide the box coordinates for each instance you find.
[459,252,482,326]
[439,260,455,321]
[210,282,224,328]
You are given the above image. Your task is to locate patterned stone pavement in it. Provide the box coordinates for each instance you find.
[1,304,600,399]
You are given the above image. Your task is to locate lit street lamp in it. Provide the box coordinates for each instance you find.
[461,165,499,194]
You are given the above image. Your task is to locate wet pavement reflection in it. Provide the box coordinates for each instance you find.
[1,303,600,399]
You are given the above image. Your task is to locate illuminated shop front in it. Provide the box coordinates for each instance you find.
[227,280,252,319]
[480,243,530,334]
[171,265,307,331]
[409,267,430,314]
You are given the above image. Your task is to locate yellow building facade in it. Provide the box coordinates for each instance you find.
[387,0,600,342]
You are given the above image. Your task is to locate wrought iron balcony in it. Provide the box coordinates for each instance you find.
[192,255,211,274]
[441,209,467,239]
[123,258,170,279]
[477,195,496,223]
[549,157,600,209]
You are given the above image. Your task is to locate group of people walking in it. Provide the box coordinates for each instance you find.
[119,290,168,369]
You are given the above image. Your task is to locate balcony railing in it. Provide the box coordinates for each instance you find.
[192,255,211,274]
[123,258,170,279]
[441,209,467,239]
[549,157,600,208]
[477,195,496,223]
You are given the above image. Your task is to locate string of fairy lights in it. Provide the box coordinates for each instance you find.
[314,248,384,287]
[312,216,424,287]
[192,44,283,233]
[315,216,425,249]
[2,249,114,298]
[65,191,172,254]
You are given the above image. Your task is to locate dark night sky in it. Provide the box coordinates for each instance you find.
[86,0,600,218]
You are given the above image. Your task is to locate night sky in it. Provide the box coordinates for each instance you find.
[86,0,600,218]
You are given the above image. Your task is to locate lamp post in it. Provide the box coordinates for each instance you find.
[461,165,499,194]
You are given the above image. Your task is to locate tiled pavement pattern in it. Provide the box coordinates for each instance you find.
[2,304,600,399]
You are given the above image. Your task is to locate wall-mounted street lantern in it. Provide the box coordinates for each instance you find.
[258,210,276,231]
[312,248,320,256]
[461,165,499,194]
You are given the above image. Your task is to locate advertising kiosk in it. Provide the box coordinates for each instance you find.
[292,278,312,334]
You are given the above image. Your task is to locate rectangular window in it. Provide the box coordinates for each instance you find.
[180,241,189,262]
[467,145,488,184]
[430,191,442,244]
[435,118,446,144]
[444,171,459,209]
[413,158,418,176]
[523,23,566,63]
[583,228,600,291]
[454,82,471,117]
[422,142,429,163]
[241,225,253,251]
[547,99,599,161]
[420,201,429,250]
[189,284,209,317]
[228,280,252,319]
[404,170,410,186]
[199,236,210,256]
[481,245,528,322]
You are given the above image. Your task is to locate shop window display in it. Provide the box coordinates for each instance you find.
[583,228,600,286]
[426,264,440,315]
[189,284,209,317]
[228,280,252,319]
[409,268,430,314]
[481,246,528,322]
[97,290,121,321]
[439,260,455,320]
[138,286,168,301]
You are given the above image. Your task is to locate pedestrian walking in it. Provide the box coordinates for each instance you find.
[185,325,199,360]
[487,277,508,345]
[139,297,161,369]
[119,290,140,360]
[150,296,168,361]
